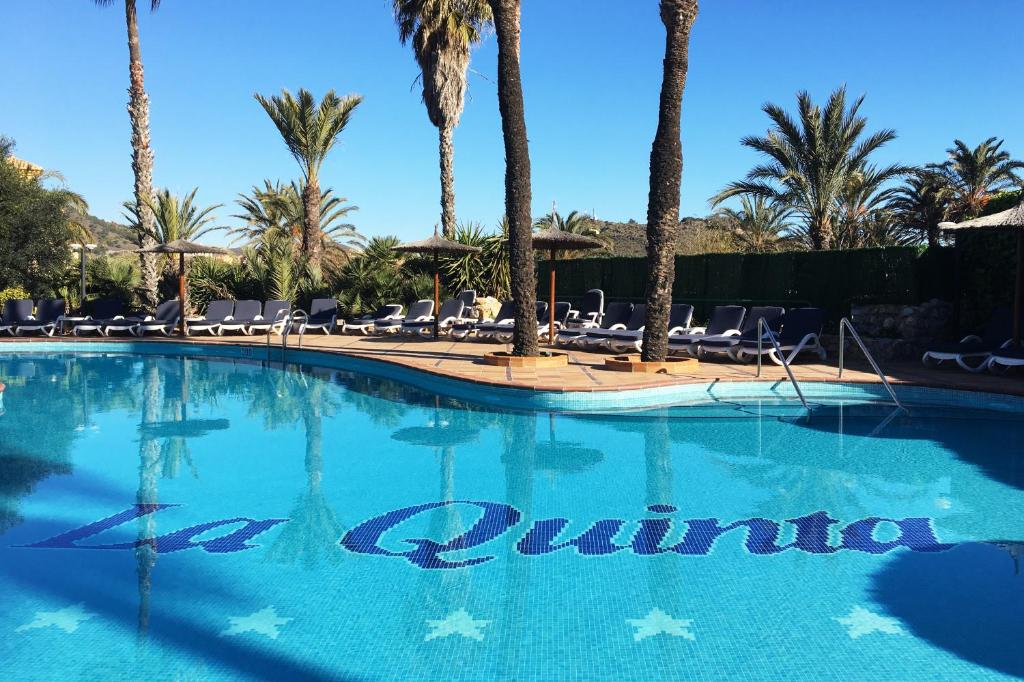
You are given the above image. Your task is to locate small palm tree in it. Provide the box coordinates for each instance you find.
[831,163,908,248]
[715,195,794,253]
[254,88,363,269]
[928,137,1024,220]
[93,0,162,308]
[712,87,903,250]
[393,0,492,238]
[886,169,952,247]
[533,208,607,257]
[124,187,223,244]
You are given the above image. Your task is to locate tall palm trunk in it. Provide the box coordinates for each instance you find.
[439,125,457,238]
[641,0,698,362]
[302,174,322,268]
[489,0,538,356]
[124,0,159,308]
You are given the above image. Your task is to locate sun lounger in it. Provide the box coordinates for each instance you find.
[696,306,785,360]
[735,307,826,364]
[453,300,514,341]
[374,300,434,335]
[458,290,477,308]
[491,302,550,343]
[217,300,263,335]
[297,298,339,334]
[72,299,126,336]
[342,304,402,335]
[247,300,292,335]
[539,302,573,339]
[987,346,1024,373]
[15,299,65,337]
[1,299,34,336]
[135,301,181,336]
[579,304,647,350]
[921,308,1012,372]
[186,300,234,336]
[668,305,746,356]
[402,298,466,337]
[606,303,694,353]
[564,288,604,328]
[556,301,632,348]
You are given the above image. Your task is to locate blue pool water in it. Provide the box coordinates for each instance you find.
[1,348,1022,681]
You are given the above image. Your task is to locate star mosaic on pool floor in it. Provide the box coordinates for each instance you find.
[219,606,293,640]
[425,608,491,641]
[834,605,905,639]
[16,603,96,634]
[627,608,695,642]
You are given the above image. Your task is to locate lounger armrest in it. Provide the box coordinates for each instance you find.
[667,326,690,336]
[722,328,741,337]
[960,334,982,343]
[412,315,432,322]
[688,326,706,335]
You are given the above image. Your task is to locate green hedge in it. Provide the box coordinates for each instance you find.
[954,230,1017,332]
[541,246,957,323]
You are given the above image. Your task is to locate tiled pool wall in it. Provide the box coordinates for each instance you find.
[2,340,1023,414]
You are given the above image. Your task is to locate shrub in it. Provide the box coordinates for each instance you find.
[0,285,32,308]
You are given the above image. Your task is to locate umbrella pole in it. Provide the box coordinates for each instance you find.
[434,251,440,340]
[1015,231,1023,347]
[549,249,556,346]
[178,253,186,336]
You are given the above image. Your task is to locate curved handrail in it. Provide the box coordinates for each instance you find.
[838,317,905,411]
[282,309,308,363]
[755,317,809,410]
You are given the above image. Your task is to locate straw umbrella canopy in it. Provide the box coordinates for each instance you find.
[393,226,481,338]
[134,239,233,335]
[532,226,604,344]
[940,202,1024,347]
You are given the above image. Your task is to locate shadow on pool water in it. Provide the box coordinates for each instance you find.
[870,541,1024,678]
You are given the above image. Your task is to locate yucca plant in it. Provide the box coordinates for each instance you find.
[88,255,141,305]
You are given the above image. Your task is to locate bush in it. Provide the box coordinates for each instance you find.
[0,285,32,308]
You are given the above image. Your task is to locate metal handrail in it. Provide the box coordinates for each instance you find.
[755,317,810,410]
[265,307,293,357]
[838,317,905,411]
[281,309,308,363]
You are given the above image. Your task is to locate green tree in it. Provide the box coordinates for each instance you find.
[254,88,363,269]
[123,187,222,244]
[0,140,79,294]
[830,162,908,249]
[487,0,538,356]
[393,0,492,238]
[712,87,902,250]
[928,137,1024,220]
[641,0,699,363]
[93,0,161,308]
[886,169,952,247]
[714,195,794,253]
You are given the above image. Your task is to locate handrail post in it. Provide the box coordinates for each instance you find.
[758,316,808,411]
[756,318,763,378]
[838,317,905,411]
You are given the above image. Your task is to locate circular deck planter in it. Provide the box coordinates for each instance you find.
[604,354,698,375]
[482,351,569,368]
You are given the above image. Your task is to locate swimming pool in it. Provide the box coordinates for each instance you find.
[1,347,1022,680]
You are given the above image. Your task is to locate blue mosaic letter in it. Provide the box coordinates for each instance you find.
[840,517,954,554]
[341,501,521,569]
[518,518,630,556]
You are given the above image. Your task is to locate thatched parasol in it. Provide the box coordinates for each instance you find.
[393,226,481,338]
[135,239,233,335]
[940,202,1024,346]
[532,224,604,345]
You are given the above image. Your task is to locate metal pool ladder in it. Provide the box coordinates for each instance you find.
[838,317,905,411]
[755,317,810,410]
[265,309,308,364]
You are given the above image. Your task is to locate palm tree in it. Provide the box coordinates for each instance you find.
[231,179,364,266]
[831,162,908,249]
[393,0,492,238]
[928,137,1024,220]
[486,0,538,356]
[254,88,363,269]
[714,195,794,253]
[93,0,161,308]
[533,208,606,257]
[640,0,699,363]
[123,187,222,244]
[887,169,952,247]
[711,87,902,250]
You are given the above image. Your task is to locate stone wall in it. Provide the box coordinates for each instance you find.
[819,299,954,362]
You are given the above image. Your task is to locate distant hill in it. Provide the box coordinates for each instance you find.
[75,213,138,253]
[577,215,736,258]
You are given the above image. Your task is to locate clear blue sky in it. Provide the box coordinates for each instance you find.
[2,0,1022,244]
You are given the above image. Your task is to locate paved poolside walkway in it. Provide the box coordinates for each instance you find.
[3,332,1021,397]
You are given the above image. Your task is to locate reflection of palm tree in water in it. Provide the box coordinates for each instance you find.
[264,371,345,568]
[136,359,162,640]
